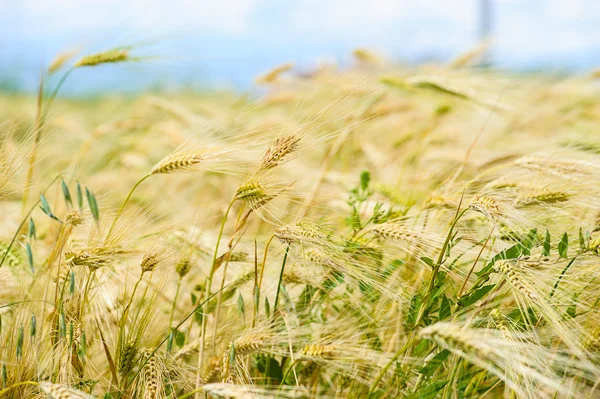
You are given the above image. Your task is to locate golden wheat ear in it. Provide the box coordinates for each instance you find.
[38,382,96,398]
[74,49,130,68]
[150,153,204,175]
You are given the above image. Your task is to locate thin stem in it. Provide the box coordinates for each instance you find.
[106,174,151,240]
[22,67,74,212]
[550,255,579,298]
[120,274,144,328]
[169,277,182,331]
[211,230,245,351]
[196,197,235,396]
[0,381,38,396]
[278,359,299,393]
[456,226,494,299]
[273,244,290,320]
[22,75,44,213]
[415,207,467,326]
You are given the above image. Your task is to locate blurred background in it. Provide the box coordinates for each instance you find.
[1,0,599,95]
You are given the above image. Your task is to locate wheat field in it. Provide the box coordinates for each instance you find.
[1,48,600,398]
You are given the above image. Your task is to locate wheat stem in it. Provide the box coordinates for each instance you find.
[197,197,235,396]
[21,74,44,214]
[0,381,38,396]
[107,174,151,240]
[169,277,182,332]
[272,244,290,321]
[416,206,467,326]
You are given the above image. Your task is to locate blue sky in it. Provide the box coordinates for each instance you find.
[1,0,599,94]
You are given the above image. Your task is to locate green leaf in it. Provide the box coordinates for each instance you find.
[229,343,236,367]
[360,170,371,191]
[194,305,203,325]
[579,227,586,252]
[76,181,83,210]
[566,304,577,318]
[61,180,72,207]
[359,280,379,303]
[30,314,36,338]
[279,284,294,312]
[439,295,451,320]
[80,331,87,358]
[167,330,174,353]
[237,293,245,318]
[25,242,34,275]
[406,380,448,399]
[264,297,271,318]
[323,270,344,291]
[419,349,450,377]
[257,356,283,384]
[477,230,538,276]
[346,211,362,230]
[16,324,23,359]
[413,338,430,356]
[85,188,100,222]
[296,285,315,314]
[381,259,403,279]
[543,229,551,256]
[39,194,61,223]
[253,286,260,314]
[521,228,538,253]
[420,256,435,268]
[458,284,495,307]
[28,218,36,241]
[175,329,185,347]
[40,193,52,215]
[405,294,422,328]
[59,312,66,338]
[69,271,75,295]
[558,232,568,259]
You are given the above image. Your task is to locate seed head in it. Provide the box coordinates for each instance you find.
[468,196,500,217]
[175,258,191,278]
[141,349,162,399]
[66,210,83,226]
[141,253,160,273]
[259,135,300,171]
[150,153,203,175]
[494,260,537,300]
[74,49,130,67]
[589,237,600,255]
[118,340,137,375]
[371,223,419,243]
[234,181,272,210]
[38,382,92,399]
[420,323,490,357]
[515,189,569,206]
[48,49,77,74]
[233,333,269,355]
[256,63,293,84]
[274,222,323,245]
[300,344,337,359]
